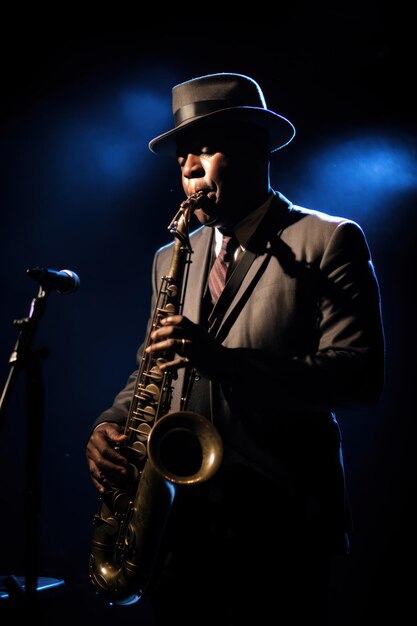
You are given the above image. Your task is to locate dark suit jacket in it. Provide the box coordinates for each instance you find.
[94,191,385,556]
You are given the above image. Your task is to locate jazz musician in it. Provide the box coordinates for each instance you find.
[86,73,385,625]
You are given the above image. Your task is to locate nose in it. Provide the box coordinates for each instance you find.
[182,153,205,179]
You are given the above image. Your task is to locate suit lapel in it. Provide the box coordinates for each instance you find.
[171,224,213,411]
[215,192,292,341]
[182,225,214,322]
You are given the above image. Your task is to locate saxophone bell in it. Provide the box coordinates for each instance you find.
[148,410,223,485]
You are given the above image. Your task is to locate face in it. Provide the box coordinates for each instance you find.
[176,123,269,230]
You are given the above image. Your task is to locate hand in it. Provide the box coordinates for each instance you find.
[145,315,225,379]
[86,422,128,494]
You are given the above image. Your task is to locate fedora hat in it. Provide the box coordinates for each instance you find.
[148,72,295,156]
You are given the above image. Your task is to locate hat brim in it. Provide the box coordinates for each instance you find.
[148,106,296,156]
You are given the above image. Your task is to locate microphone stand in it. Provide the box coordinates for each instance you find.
[0,283,64,610]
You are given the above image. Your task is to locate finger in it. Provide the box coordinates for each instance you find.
[107,431,128,443]
[88,459,111,491]
[155,314,195,340]
[177,337,191,357]
[93,475,117,495]
[89,432,128,466]
[158,355,190,371]
[150,325,184,342]
[146,337,190,355]
[90,471,109,494]
[87,439,128,472]
[96,455,128,477]
[101,444,129,466]
[160,315,185,327]
[91,475,106,493]
[97,424,127,443]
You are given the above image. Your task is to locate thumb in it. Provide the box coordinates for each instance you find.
[109,430,128,441]
[100,423,127,441]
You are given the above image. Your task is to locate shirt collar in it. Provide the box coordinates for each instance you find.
[214,191,275,255]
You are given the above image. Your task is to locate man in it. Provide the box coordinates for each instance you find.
[86,73,385,625]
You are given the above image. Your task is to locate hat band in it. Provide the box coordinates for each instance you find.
[174,99,237,126]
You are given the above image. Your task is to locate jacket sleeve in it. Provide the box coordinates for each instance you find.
[220,220,385,411]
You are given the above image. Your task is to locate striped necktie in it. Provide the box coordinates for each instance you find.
[208,234,238,305]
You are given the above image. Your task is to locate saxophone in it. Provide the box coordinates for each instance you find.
[88,192,223,605]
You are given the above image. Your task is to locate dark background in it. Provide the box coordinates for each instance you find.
[0,8,416,625]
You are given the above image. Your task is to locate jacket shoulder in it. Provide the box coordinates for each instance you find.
[290,204,352,227]
[280,201,368,263]
[287,202,367,239]
[273,191,360,235]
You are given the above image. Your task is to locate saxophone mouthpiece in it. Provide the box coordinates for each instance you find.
[188,191,204,201]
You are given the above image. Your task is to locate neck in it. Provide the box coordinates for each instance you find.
[237,161,271,216]
[224,177,272,230]
[217,189,272,236]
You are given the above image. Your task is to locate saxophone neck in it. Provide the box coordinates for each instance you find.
[168,192,204,240]
[166,193,204,278]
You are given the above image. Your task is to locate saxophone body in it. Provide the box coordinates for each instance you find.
[88,193,223,605]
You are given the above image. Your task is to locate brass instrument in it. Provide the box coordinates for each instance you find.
[88,193,223,605]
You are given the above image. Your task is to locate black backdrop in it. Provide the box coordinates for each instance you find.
[1,10,416,625]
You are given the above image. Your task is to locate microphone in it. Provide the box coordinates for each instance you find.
[27,267,80,294]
